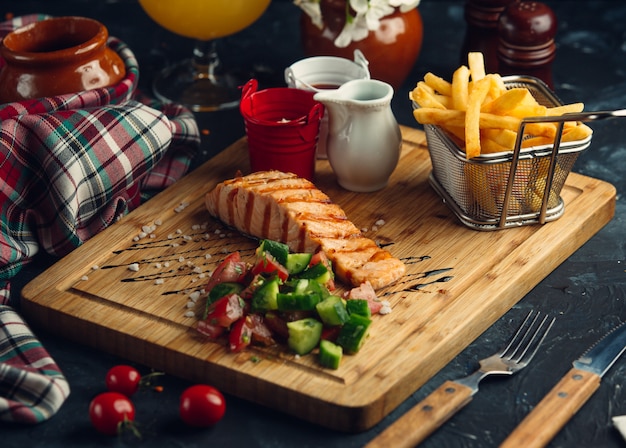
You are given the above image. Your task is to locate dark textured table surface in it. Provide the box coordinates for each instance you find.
[1,1,625,447]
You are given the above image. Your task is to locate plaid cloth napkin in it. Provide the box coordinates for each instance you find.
[0,14,201,423]
[0,305,70,423]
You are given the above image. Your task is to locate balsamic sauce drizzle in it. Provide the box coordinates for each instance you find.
[93,219,454,300]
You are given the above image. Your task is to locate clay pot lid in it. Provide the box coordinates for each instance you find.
[498,1,557,47]
[1,16,107,63]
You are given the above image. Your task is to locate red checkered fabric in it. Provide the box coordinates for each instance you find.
[0,15,201,305]
[0,14,201,423]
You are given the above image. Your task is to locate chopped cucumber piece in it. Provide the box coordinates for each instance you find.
[346,299,371,317]
[251,276,280,311]
[277,292,321,311]
[257,239,289,266]
[285,252,312,275]
[316,295,349,326]
[319,340,343,369]
[287,318,323,355]
[336,314,372,354]
[312,269,333,286]
[297,262,328,279]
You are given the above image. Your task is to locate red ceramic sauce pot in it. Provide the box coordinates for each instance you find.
[0,16,125,103]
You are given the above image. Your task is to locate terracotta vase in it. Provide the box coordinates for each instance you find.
[300,0,423,90]
[0,16,126,103]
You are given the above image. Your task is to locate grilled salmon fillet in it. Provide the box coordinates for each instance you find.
[205,171,405,290]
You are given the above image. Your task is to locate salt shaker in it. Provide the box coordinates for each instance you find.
[497,0,557,88]
[461,0,519,73]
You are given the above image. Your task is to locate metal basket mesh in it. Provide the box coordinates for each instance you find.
[424,75,592,230]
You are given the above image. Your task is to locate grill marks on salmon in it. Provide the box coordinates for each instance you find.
[205,171,406,289]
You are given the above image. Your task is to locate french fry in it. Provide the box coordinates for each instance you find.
[409,82,449,109]
[545,103,585,116]
[423,72,452,96]
[468,52,486,82]
[482,128,518,149]
[411,52,592,159]
[452,65,470,111]
[465,77,492,158]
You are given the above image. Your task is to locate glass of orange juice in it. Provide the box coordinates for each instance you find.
[139,0,271,111]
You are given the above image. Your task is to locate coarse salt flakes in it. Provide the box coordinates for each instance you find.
[138,231,148,239]
[186,301,195,308]
[128,263,140,272]
[193,267,203,274]
[189,291,201,302]
[184,311,196,318]
[154,219,163,226]
[179,256,185,263]
[205,254,212,259]
[81,275,89,281]
[176,229,182,234]
[91,265,99,270]
[372,226,378,232]
[379,300,392,315]
[375,219,386,226]
[192,224,201,230]
[155,279,164,285]
[164,262,170,267]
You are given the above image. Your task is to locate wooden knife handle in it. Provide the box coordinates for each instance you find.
[500,367,601,448]
[365,380,473,448]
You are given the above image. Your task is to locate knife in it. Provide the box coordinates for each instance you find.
[500,320,626,448]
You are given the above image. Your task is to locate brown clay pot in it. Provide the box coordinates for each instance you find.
[0,16,126,103]
[300,0,423,90]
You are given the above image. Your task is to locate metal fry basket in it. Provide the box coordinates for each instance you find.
[424,75,594,230]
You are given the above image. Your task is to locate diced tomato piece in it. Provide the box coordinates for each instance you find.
[321,326,341,342]
[197,320,226,340]
[205,252,248,291]
[239,274,265,300]
[251,252,289,282]
[309,250,335,290]
[343,281,382,314]
[263,311,289,341]
[246,314,275,347]
[229,318,252,352]
[205,293,245,327]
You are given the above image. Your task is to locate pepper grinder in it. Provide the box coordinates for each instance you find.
[461,0,519,73]
[497,0,557,88]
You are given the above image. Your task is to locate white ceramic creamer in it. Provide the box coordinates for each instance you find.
[284,50,370,159]
[314,79,401,192]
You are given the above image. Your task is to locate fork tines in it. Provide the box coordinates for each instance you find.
[501,311,556,365]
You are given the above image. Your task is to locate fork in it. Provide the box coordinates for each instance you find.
[365,311,555,448]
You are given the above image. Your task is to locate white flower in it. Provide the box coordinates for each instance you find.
[295,0,421,47]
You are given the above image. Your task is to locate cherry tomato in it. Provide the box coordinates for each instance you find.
[105,365,141,397]
[89,392,136,436]
[179,384,226,427]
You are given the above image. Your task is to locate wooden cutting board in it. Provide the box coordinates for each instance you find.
[21,126,616,432]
